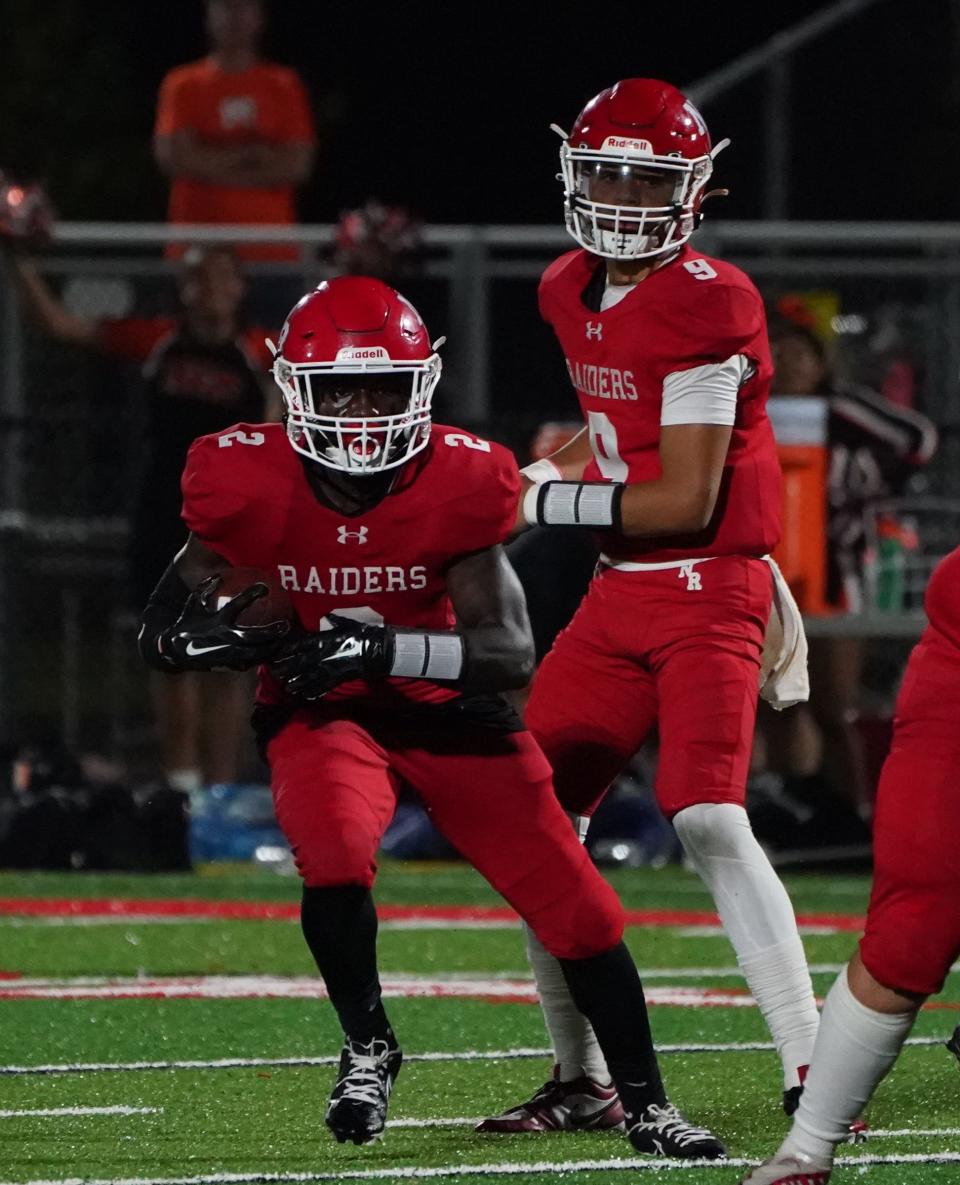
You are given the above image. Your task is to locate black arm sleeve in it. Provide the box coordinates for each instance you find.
[137,562,192,673]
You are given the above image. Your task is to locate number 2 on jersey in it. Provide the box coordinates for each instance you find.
[587,411,628,482]
[443,432,491,452]
[323,606,384,627]
[218,429,266,448]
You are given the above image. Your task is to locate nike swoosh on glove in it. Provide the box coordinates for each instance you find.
[159,575,291,672]
[269,613,393,700]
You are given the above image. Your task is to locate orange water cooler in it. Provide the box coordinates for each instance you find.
[766,396,831,615]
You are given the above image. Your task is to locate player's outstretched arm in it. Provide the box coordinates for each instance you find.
[270,545,535,701]
[9,257,99,348]
[513,426,591,536]
[445,543,535,691]
[617,422,731,536]
[138,534,288,673]
[522,423,731,539]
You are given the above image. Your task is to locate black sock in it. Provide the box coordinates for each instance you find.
[301,884,394,1043]
[559,941,666,1110]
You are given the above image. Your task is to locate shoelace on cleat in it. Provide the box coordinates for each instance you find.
[336,1041,395,1108]
[630,1102,714,1147]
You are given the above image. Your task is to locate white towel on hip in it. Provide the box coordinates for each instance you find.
[759,556,810,710]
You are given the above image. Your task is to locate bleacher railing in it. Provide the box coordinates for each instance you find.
[2,220,958,748]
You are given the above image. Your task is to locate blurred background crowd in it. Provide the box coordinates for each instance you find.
[2,0,958,873]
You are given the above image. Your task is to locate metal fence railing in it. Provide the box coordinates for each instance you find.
[1,221,957,754]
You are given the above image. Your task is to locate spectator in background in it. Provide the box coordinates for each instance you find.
[331,201,423,280]
[10,245,278,796]
[153,0,316,274]
[327,199,460,424]
[761,320,938,818]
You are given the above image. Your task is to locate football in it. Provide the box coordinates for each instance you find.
[207,566,295,628]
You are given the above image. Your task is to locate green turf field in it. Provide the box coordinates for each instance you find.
[0,861,956,1183]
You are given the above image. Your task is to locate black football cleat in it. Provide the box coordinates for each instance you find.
[782,1064,809,1118]
[325,1034,403,1145]
[946,1024,960,1067]
[625,1101,726,1159]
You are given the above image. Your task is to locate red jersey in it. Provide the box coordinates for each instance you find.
[538,243,781,563]
[181,423,520,707]
[922,546,960,654]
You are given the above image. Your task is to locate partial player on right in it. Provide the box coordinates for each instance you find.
[742,544,960,1183]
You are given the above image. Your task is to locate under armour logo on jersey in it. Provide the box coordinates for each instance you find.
[585,321,603,340]
[337,525,369,545]
[679,562,702,592]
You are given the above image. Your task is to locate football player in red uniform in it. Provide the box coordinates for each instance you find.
[478,78,822,1134]
[742,545,960,1183]
[137,276,724,1158]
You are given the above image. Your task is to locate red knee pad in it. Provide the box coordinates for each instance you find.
[289,813,380,889]
[533,875,625,960]
[860,888,960,996]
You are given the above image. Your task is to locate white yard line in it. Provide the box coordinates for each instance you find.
[0,917,219,928]
[869,1128,960,1138]
[0,1105,159,1118]
[0,1035,949,1077]
[679,924,846,937]
[3,1151,960,1184]
[382,1118,960,1138]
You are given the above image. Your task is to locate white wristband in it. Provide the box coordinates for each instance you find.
[520,458,563,484]
[522,481,542,526]
[390,631,465,681]
[525,481,622,528]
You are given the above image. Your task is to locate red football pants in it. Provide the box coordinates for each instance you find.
[859,637,960,995]
[267,710,624,960]
[526,556,771,819]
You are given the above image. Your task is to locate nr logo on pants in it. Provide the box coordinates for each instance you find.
[679,563,702,592]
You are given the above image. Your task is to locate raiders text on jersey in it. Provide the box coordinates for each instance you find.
[278,564,428,596]
[565,358,638,401]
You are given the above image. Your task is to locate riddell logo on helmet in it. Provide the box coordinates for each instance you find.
[602,136,653,154]
[335,346,391,361]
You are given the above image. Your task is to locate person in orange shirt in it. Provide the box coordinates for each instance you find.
[153,0,316,264]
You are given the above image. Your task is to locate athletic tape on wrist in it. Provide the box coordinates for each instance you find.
[524,481,623,529]
[390,631,464,681]
[520,458,563,484]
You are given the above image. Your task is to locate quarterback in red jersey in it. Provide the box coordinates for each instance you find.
[743,546,960,1183]
[137,276,724,1158]
[480,79,822,1134]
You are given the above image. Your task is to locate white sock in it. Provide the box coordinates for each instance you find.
[673,802,820,1088]
[523,921,610,1083]
[739,939,820,1090]
[523,811,610,1084]
[780,965,916,1165]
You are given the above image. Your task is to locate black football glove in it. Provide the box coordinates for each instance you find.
[158,575,291,672]
[269,613,393,700]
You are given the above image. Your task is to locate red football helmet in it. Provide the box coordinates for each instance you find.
[554,78,727,261]
[270,276,443,474]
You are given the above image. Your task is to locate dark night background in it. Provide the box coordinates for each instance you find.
[5,0,959,226]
